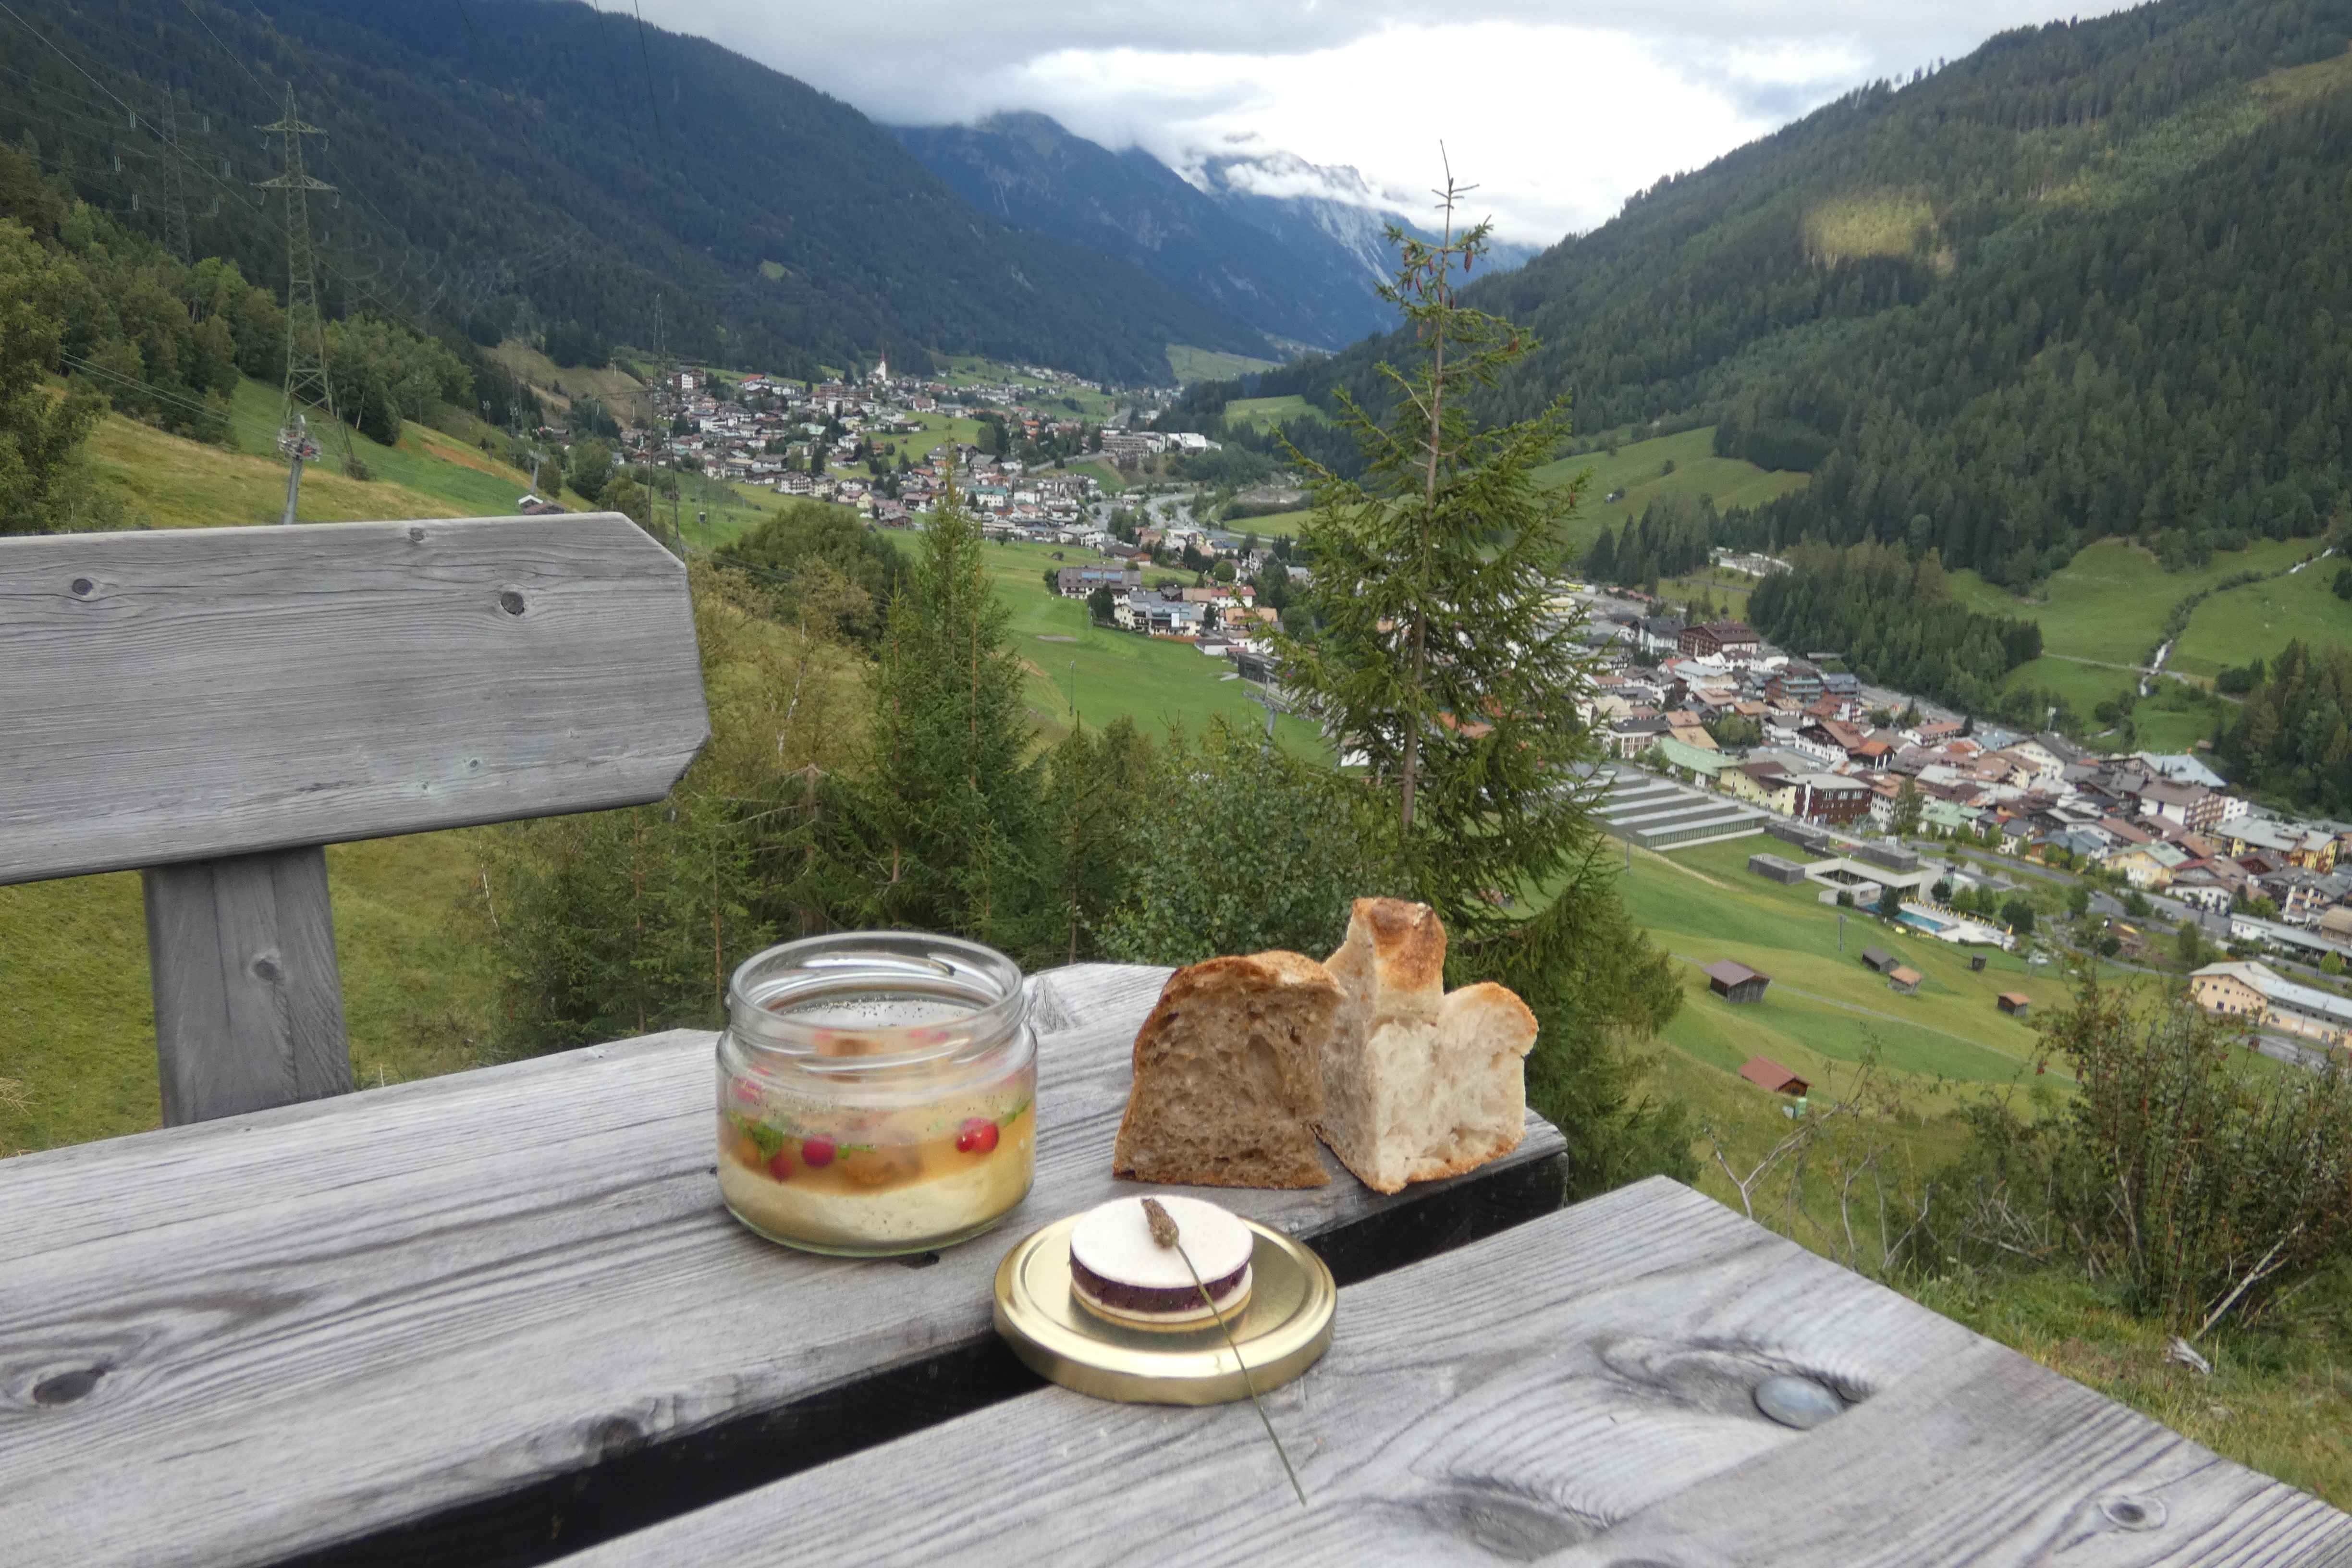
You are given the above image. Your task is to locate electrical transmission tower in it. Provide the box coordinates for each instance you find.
[257,86,352,522]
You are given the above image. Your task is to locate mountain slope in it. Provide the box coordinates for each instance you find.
[0,0,1270,382]
[894,114,1384,349]
[1284,0,2352,583]
[896,116,1533,351]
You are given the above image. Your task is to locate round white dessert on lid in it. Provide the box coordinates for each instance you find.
[1070,1195,1253,1292]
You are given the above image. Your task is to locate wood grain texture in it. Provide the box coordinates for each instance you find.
[566,1178,2352,1568]
[0,963,1567,1568]
[144,845,352,1125]
[0,514,708,885]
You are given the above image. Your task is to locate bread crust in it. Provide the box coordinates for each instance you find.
[1111,950,1339,1189]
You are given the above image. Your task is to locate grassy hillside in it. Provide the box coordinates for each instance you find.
[1618,835,2077,1088]
[1948,537,2325,744]
[1167,344,1281,385]
[1535,427,1811,541]
[1224,394,1327,431]
[2173,561,2352,679]
[888,533,1325,753]
[1952,538,2314,669]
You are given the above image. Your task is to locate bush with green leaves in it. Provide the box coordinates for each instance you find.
[1939,974,2352,1335]
[1098,718,1384,968]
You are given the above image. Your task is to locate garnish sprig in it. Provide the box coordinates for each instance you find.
[1139,1197,1307,1508]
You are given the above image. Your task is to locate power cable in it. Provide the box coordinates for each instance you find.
[626,0,673,173]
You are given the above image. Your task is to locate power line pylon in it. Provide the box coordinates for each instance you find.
[156,97,193,264]
[257,86,353,521]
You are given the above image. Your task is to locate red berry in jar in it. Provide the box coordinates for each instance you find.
[765,1147,793,1181]
[800,1135,837,1168]
[956,1117,999,1155]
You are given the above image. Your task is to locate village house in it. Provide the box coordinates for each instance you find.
[2192,960,2352,1049]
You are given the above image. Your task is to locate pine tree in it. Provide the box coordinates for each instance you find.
[1268,172,1690,1193]
[857,485,1044,945]
[1270,177,1603,934]
[1034,717,1155,967]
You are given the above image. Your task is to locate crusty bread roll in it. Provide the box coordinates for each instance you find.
[1316,898,1539,1194]
[1112,951,1337,1189]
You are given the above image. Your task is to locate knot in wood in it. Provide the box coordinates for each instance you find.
[407,527,426,543]
[250,956,284,984]
[33,1366,107,1405]
[2100,1494,2166,1531]
[499,590,527,616]
[70,578,93,596]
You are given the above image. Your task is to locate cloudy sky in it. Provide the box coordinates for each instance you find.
[625,1,2112,244]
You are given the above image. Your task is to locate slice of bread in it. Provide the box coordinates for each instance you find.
[1111,952,1338,1189]
[1316,900,1539,1194]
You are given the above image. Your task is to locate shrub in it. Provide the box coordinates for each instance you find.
[1945,976,2352,1334]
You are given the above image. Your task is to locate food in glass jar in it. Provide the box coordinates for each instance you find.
[717,1088,1035,1251]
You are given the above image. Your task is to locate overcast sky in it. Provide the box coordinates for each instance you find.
[623,1,2114,244]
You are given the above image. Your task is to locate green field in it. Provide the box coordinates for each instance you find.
[1534,426,1811,548]
[0,832,501,1155]
[2172,560,2352,678]
[1165,343,1281,385]
[1618,836,2076,1091]
[889,534,1325,753]
[1222,394,1325,431]
[1952,537,2312,669]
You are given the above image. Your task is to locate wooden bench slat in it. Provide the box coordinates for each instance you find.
[0,964,1568,1568]
[0,514,708,885]
[556,1178,2352,1568]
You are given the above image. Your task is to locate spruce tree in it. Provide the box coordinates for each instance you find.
[1270,179,1601,934]
[1269,174,1692,1194]
[857,486,1043,946]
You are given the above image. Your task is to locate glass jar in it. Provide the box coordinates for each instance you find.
[715,932,1036,1256]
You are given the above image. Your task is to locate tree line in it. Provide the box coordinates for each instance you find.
[0,137,535,530]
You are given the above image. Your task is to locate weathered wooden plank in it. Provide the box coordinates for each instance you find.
[0,514,708,885]
[143,845,352,1124]
[0,964,1567,1568]
[563,1178,2352,1568]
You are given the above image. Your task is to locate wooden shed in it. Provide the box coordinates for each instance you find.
[1704,960,1771,1004]
[1886,965,1923,995]
[1997,992,2031,1017]
[1861,946,1897,973]
[1738,1056,1809,1096]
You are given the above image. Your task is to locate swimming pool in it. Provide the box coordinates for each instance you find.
[1899,910,1955,935]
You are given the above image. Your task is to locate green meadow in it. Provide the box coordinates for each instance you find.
[887,533,1325,754]
[1222,394,1326,431]
[1951,537,2313,670]
[1165,343,1282,385]
[1617,835,2076,1092]
[2172,560,2352,678]
[1535,426,1812,548]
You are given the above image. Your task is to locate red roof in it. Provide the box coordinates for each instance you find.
[1738,1056,1809,1094]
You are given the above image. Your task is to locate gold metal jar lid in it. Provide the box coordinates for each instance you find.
[992,1211,1335,1406]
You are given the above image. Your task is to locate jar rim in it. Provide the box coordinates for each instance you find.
[725,931,1026,1069]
